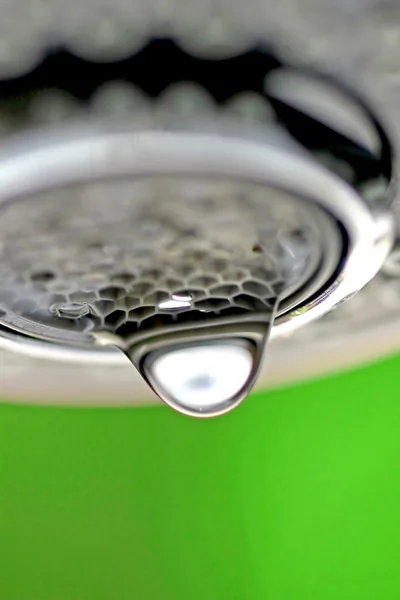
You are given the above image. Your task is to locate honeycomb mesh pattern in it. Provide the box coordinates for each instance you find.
[0,176,324,341]
[0,0,397,391]
[0,9,391,352]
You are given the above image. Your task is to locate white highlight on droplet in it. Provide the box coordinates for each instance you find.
[172,294,192,302]
[158,300,191,310]
[150,344,253,411]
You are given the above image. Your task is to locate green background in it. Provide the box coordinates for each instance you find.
[1,354,400,600]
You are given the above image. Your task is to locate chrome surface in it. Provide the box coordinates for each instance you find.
[0,124,388,341]
[0,167,338,342]
[0,1,398,413]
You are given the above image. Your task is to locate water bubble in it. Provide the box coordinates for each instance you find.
[52,302,90,319]
[143,341,256,416]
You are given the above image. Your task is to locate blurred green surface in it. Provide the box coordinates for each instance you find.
[1,355,400,599]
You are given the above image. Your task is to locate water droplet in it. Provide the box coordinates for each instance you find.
[159,299,191,310]
[52,302,90,319]
[145,342,254,415]
[172,293,193,302]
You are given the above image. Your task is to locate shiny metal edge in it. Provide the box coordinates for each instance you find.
[0,125,392,364]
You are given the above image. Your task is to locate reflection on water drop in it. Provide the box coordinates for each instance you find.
[172,293,192,302]
[158,292,193,310]
[147,342,254,413]
[52,302,90,319]
[158,299,191,310]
